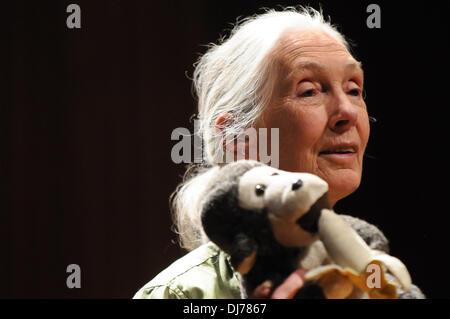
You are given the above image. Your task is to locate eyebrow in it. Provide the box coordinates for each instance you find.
[347,61,364,72]
[297,61,364,72]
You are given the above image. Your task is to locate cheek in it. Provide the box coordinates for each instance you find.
[295,110,328,147]
[357,107,371,153]
[281,107,327,164]
[262,103,327,171]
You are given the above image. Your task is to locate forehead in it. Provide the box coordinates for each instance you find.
[270,29,361,74]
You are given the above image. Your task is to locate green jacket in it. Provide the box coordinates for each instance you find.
[133,242,243,299]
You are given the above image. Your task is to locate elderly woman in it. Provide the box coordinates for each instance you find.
[134,7,424,299]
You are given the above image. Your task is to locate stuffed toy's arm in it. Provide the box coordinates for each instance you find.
[339,215,390,253]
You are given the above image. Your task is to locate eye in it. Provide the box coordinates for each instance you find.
[271,172,279,176]
[297,81,322,98]
[255,184,266,196]
[300,89,318,97]
[347,80,362,97]
[348,88,361,96]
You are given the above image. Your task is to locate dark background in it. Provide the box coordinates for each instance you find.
[2,0,449,298]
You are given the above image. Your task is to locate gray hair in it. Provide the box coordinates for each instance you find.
[173,6,350,251]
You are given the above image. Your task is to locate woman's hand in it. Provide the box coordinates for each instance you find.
[251,269,308,299]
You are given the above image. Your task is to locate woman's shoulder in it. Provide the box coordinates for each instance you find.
[133,242,243,299]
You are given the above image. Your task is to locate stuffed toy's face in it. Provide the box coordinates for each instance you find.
[201,160,332,276]
[238,165,329,247]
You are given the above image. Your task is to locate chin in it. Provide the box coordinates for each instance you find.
[321,169,361,205]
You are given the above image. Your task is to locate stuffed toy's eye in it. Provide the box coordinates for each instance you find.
[255,184,266,196]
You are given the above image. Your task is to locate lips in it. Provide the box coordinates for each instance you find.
[319,143,358,156]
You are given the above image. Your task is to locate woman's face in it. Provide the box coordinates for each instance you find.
[256,30,370,206]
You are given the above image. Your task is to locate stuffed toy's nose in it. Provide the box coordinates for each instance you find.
[292,179,303,191]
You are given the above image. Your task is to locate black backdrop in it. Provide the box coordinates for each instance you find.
[2,0,449,298]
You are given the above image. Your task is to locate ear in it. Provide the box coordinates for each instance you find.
[215,113,255,161]
[215,112,233,131]
[230,233,258,275]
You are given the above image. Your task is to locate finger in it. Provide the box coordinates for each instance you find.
[271,269,308,299]
[251,280,273,299]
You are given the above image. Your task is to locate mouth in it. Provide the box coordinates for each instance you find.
[318,143,358,160]
[296,192,331,233]
[319,143,358,155]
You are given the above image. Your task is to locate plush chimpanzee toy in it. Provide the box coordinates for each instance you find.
[201,160,419,299]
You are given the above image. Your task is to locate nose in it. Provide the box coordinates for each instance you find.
[329,92,358,134]
[292,179,303,191]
